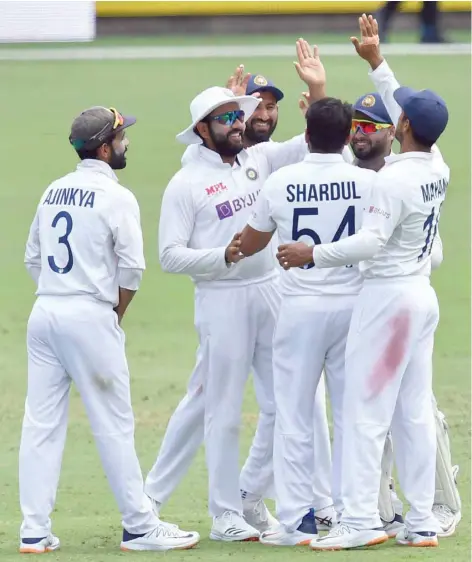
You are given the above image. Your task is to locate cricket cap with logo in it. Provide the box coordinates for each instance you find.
[393,86,449,143]
[246,74,284,102]
[176,86,261,145]
[352,93,392,125]
[69,106,136,152]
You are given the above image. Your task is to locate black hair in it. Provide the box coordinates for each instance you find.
[411,128,435,149]
[75,132,117,160]
[306,98,353,153]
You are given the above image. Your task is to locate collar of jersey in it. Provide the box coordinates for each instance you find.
[303,152,345,163]
[197,145,243,168]
[76,159,119,182]
[385,151,434,164]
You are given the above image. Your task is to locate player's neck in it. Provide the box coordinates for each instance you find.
[400,139,432,154]
[355,155,386,172]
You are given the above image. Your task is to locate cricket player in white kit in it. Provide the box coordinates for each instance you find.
[238,98,377,545]
[349,17,462,538]
[278,41,450,550]
[153,42,344,541]
[20,107,200,553]
[145,67,335,533]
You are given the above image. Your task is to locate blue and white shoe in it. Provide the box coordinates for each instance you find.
[382,513,405,538]
[20,534,60,554]
[120,522,200,551]
[395,528,438,547]
[260,508,318,546]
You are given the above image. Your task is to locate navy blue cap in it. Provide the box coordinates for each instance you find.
[393,87,448,144]
[246,74,284,102]
[352,93,392,124]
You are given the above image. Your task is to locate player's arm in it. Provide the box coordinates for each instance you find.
[239,185,276,256]
[277,176,402,269]
[24,208,41,285]
[111,193,146,324]
[159,175,240,275]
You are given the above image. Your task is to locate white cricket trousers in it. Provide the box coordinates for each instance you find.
[19,296,158,539]
[340,276,439,533]
[273,294,356,531]
[145,278,333,514]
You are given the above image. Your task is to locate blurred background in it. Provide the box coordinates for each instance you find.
[0,0,470,45]
[0,3,470,560]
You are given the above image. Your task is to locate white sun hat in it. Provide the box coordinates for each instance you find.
[176,86,261,146]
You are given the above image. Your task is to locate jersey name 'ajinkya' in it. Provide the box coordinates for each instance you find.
[286,182,361,203]
[421,178,448,203]
[43,188,96,208]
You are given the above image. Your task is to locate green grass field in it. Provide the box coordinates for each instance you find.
[0,42,470,561]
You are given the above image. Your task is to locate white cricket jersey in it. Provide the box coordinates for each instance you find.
[24,159,145,307]
[313,151,449,278]
[160,134,352,286]
[248,153,376,296]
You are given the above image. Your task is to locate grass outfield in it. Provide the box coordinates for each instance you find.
[0,50,470,561]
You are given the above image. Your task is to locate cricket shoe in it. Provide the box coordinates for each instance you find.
[210,511,260,542]
[310,524,388,550]
[260,508,318,546]
[120,522,200,551]
[382,513,405,538]
[243,497,278,533]
[20,534,60,554]
[395,528,438,547]
[433,503,461,538]
[315,505,336,531]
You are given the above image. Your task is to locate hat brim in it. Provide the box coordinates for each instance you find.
[393,87,417,109]
[248,85,284,102]
[353,108,393,125]
[176,95,261,146]
[116,115,136,132]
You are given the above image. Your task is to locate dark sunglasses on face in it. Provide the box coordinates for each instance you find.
[209,110,245,126]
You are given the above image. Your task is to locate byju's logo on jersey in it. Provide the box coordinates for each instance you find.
[215,190,261,220]
[369,205,391,219]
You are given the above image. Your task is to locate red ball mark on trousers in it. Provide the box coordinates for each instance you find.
[367,310,410,399]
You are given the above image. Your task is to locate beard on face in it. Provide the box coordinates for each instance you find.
[351,136,387,161]
[244,117,278,144]
[208,123,244,157]
[109,143,127,169]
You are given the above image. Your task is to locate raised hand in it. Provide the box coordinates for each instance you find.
[226,64,252,97]
[294,39,326,88]
[350,13,383,69]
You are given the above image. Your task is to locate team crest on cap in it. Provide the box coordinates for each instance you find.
[246,167,258,181]
[253,75,268,87]
[361,95,376,108]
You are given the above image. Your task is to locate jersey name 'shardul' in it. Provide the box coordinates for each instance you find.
[159,135,352,285]
[248,153,376,296]
[24,161,145,307]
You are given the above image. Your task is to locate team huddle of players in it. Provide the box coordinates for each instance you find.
[19,14,460,554]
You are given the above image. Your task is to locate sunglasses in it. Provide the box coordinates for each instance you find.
[351,119,392,135]
[209,110,245,126]
[109,106,125,130]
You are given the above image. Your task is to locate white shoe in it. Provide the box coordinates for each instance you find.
[382,513,405,538]
[395,528,438,547]
[315,505,336,531]
[19,534,60,554]
[120,522,200,551]
[243,498,278,533]
[433,504,461,538]
[260,508,318,546]
[310,524,388,551]
[260,524,317,546]
[210,511,260,542]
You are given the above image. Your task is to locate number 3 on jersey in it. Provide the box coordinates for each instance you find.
[48,211,74,274]
[292,206,355,270]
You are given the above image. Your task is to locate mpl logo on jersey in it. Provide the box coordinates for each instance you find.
[215,190,261,220]
[206,182,228,197]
